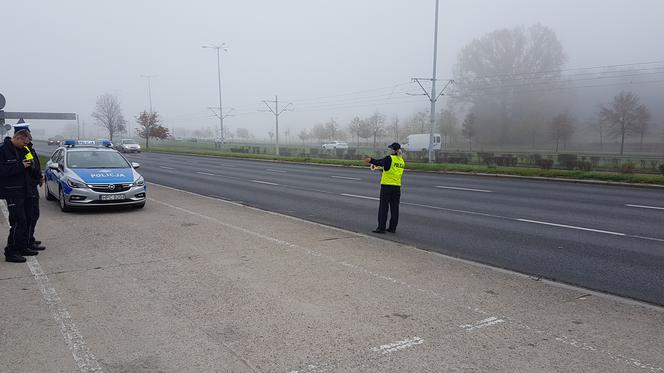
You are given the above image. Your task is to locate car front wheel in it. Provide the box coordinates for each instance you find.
[59,187,72,212]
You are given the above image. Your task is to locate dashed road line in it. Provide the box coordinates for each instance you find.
[370,336,424,354]
[625,204,664,210]
[341,193,379,201]
[460,316,505,331]
[435,185,492,193]
[195,171,216,176]
[251,180,279,186]
[266,168,288,173]
[159,166,175,170]
[517,218,625,236]
[331,175,361,181]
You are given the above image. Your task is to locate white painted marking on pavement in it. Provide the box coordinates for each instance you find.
[517,219,625,236]
[251,180,279,186]
[435,185,492,193]
[0,201,102,372]
[195,171,216,176]
[625,204,664,210]
[371,336,424,354]
[460,316,505,331]
[266,168,288,173]
[331,175,361,181]
[159,166,175,170]
[341,193,379,201]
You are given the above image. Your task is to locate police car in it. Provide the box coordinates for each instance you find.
[44,140,146,212]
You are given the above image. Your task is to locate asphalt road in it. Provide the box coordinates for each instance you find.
[37,144,664,305]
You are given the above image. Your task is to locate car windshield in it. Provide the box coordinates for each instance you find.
[121,140,138,145]
[66,151,130,169]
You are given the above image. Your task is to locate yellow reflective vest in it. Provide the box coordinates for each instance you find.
[380,155,405,186]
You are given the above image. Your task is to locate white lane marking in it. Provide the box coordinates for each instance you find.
[341,193,379,201]
[159,166,175,170]
[331,175,361,181]
[195,171,216,176]
[460,316,505,331]
[435,185,492,193]
[625,204,664,211]
[517,219,625,236]
[266,168,287,173]
[251,180,279,186]
[0,201,102,373]
[371,336,424,354]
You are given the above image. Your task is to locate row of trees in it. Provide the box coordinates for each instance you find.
[91,93,170,148]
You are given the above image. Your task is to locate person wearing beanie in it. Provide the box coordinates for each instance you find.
[364,142,406,234]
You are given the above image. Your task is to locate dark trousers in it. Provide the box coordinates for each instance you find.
[26,189,40,245]
[5,197,29,255]
[377,185,401,231]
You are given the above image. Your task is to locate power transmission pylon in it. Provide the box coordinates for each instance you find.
[261,96,293,155]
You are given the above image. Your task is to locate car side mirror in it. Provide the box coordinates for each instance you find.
[48,163,59,170]
[131,162,140,169]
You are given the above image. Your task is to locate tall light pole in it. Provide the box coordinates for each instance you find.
[411,0,453,163]
[140,74,156,138]
[202,43,228,143]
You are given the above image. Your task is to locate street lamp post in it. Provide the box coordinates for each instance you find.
[140,74,156,138]
[202,43,228,144]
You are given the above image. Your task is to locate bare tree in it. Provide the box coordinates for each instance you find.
[406,111,429,134]
[438,109,459,148]
[298,129,309,150]
[549,113,574,152]
[453,24,566,145]
[347,116,363,147]
[268,130,274,143]
[92,93,126,141]
[599,91,650,155]
[366,112,386,150]
[324,118,339,140]
[136,111,169,149]
[386,115,400,142]
[236,128,250,141]
[587,117,607,152]
[462,113,477,152]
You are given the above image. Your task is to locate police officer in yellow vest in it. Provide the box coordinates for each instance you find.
[14,121,47,252]
[364,142,405,234]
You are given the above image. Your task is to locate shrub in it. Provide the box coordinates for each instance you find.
[577,161,592,171]
[540,159,553,170]
[557,154,578,170]
[659,164,664,176]
[621,162,636,174]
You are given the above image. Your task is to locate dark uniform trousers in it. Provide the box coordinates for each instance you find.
[378,184,401,231]
[5,196,29,254]
[26,187,40,246]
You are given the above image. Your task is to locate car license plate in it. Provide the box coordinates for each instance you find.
[100,194,126,201]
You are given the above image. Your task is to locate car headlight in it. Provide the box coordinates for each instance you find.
[134,176,145,186]
[66,177,87,188]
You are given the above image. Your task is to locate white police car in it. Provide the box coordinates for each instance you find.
[44,140,146,212]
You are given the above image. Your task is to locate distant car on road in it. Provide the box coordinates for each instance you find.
[115,138,142,153]
[322,141,349,150]
[44,140,146,212]
[47,136,64,146]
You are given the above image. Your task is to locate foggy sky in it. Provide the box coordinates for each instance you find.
[2,0,663,139]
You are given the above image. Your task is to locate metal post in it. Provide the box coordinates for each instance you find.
[76,114,80,140]
[216,48,224,144]
[275,95,279,156]
[428,0,440,163]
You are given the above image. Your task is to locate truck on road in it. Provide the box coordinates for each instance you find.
[402,133,441,152]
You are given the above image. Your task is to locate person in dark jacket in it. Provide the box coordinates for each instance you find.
[1,130,39,263]
[364,142,406,234]
[14,122,46,251]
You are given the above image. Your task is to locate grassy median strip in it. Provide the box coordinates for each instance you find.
[148,146,664,186]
